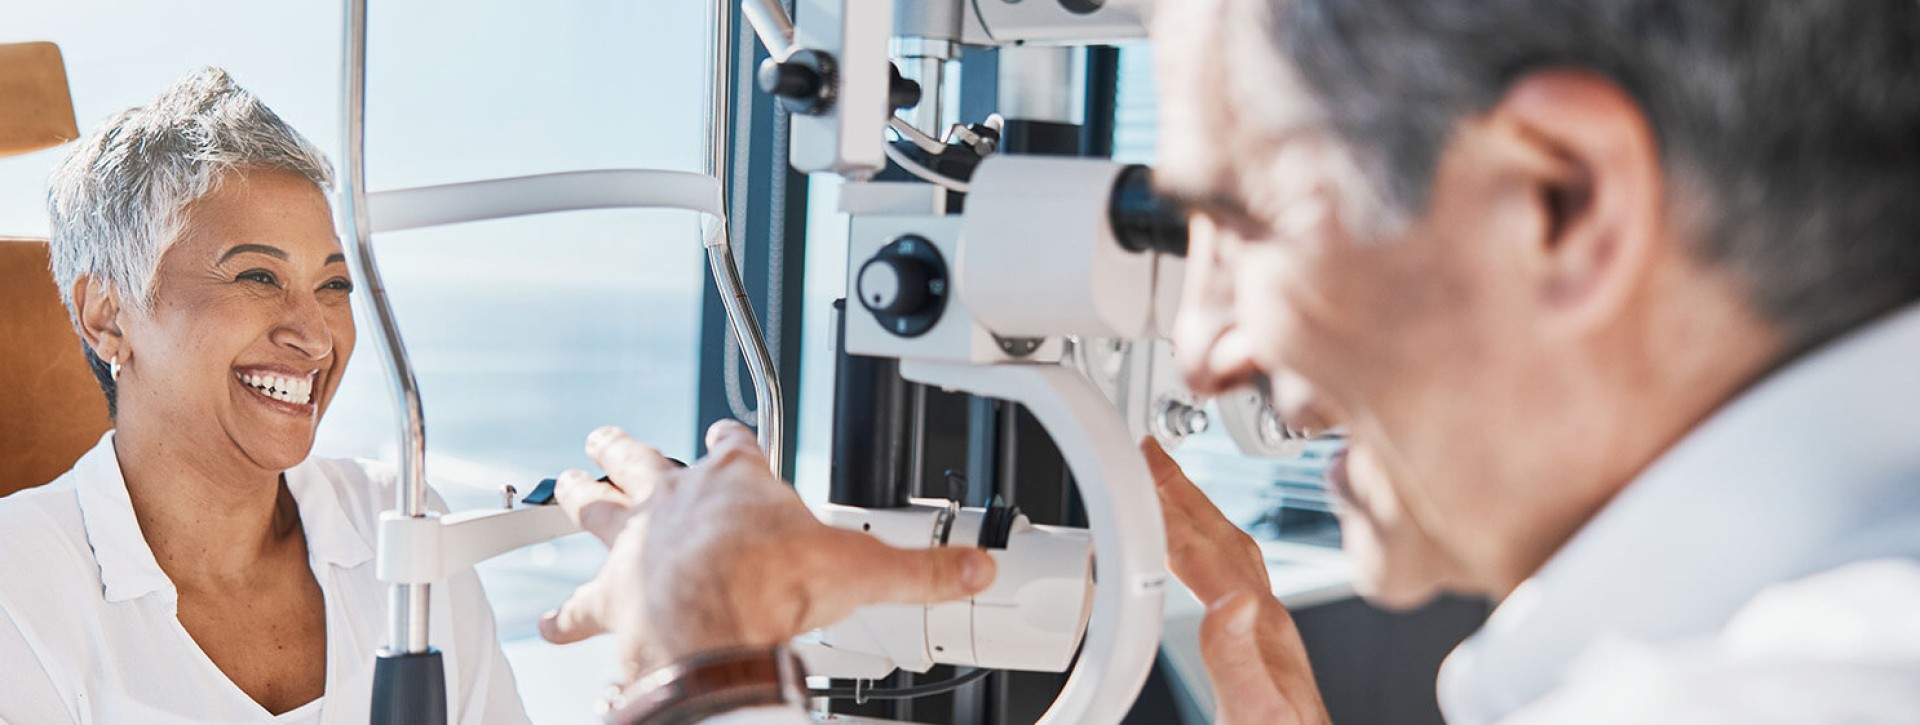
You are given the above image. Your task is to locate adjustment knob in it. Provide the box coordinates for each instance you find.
[887,63,923,110]
[857,256,930,316]
[756,49,837,115]
[856,235,948,338]
[758,59,820,99]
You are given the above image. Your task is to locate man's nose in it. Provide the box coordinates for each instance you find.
[273,291,334,360]
[1171,217,1262,396]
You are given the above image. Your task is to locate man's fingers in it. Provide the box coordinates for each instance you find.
[1144,437,1273,603]
[1200,593,1296,724]
[585,426,674,500]
[1141,436,1188,491]
[846,536,998,607]
[554,469,636,545]
[1143,436,1217,523]
[1145,437,1236,527]
[705,418,757,451]
[700,419,777,479]
[539,579,608,645]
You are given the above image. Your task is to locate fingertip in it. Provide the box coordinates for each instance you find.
[961,548,997,592]
[705,418,754,447]
[555,468,600,497]
[1138,435,1166,457]
[586,426,626,454]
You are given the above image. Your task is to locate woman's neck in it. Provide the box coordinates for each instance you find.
[111,421,305,590]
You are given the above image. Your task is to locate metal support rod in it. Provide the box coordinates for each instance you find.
[997,45,1082,125]
[339,0,432,656]
[707,0,786,473]
[894,37,954,137]
[742,0,795,59]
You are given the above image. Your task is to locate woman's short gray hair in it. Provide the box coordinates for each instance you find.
[45,67,334,415]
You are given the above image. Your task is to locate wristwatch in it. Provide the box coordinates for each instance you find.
[603,646,809,725]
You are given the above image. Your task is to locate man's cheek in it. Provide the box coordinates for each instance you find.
[1332,506,1393,596]
[1335,507,1444,610]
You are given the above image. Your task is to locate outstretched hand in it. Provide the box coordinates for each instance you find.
[1144,438,1331,725]
[540,420,997,681]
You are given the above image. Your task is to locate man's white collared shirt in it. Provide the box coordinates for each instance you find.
[0,433,530,724]
[1439,303,1920,723]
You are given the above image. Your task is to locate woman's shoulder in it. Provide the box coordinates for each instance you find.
[0,477,89,553]
[0,478,100,603]
[0,478,82,527]
[0,442,106,557]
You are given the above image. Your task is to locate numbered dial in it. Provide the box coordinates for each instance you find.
[857,235,948,338]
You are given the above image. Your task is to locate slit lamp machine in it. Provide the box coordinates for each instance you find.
[336,0,1307,722]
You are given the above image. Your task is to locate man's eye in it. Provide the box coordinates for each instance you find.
[239,270,280,286]
[322,278,355,293]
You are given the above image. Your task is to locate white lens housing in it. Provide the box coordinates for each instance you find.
[800,501,1095,678]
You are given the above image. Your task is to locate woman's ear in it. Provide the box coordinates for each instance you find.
[73,275,125,362]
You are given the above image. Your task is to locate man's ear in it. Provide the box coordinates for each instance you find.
[1487,69,1665,331]
[73,275,125,361]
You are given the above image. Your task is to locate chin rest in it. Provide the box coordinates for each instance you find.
[0,239,112,496]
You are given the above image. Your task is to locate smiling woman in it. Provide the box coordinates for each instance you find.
[0,68,528,724]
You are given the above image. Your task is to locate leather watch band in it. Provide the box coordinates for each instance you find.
[603,646,808,725]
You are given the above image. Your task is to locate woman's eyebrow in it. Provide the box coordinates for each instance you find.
[325,253,346,265]
[218,243,288,262]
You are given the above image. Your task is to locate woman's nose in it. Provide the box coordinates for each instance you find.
[273,292,334,360]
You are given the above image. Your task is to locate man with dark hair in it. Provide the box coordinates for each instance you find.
[540,1,1920,722]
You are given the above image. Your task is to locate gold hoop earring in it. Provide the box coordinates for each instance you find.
[109,355,120,382]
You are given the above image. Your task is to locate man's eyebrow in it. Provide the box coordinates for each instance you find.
[219,244,288,263]
[325,253,347,265]
[1154,171,1248,217]
[1160,187,1254,223]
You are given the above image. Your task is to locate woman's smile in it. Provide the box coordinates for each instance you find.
[232,366,319,413]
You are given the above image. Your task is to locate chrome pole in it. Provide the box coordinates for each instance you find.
[706,0,786,474]
[339,0,431,654]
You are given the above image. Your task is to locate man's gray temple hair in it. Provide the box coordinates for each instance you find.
[45,67,335,417]
[1243,0,1920,350]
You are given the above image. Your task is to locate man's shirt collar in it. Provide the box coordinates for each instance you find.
[1438,302,1920,723]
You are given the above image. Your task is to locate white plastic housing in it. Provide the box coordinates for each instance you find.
[841,213,1066,364]
[805,502,1094,676]
[960,0,1151,46]
[900,361,1167,725]
[960,156,1157,339]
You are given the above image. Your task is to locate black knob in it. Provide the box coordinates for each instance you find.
[857,256,930,316]
[857,235,948,338]
[887,63,923,111]
[756,49,837,115]
[758,59,820,100]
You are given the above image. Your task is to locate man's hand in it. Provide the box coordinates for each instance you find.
[539,420,997,680]
[1144,438,1330,725]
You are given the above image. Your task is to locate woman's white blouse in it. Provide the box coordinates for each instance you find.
[0,432,530,724]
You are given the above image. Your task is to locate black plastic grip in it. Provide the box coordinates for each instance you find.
[371,648,448,725]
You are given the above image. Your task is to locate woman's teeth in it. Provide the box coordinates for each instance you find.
[240,373,312,405]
